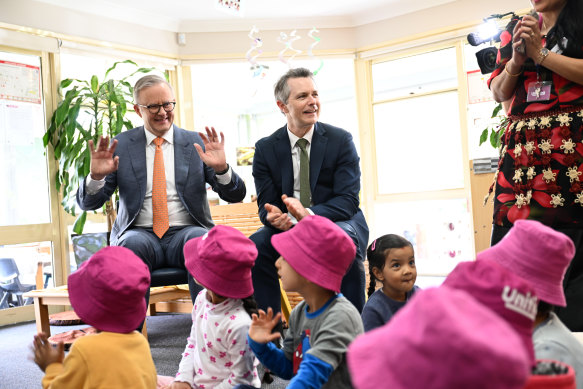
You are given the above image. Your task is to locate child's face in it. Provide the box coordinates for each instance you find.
[372,246,417,301]
[276,256,305,292]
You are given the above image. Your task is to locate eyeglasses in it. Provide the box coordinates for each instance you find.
[137,101,176,114]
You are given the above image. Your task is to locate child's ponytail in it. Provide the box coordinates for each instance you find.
[242,295,259,318]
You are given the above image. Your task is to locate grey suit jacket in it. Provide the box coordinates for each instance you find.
[76,126,246,244]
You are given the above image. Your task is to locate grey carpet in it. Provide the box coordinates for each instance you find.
[0,313,288,388]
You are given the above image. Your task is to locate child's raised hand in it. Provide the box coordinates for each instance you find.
[32,332,64,372]
[248,308,282,344]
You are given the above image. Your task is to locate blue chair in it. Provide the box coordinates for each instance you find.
[0,258,35,308]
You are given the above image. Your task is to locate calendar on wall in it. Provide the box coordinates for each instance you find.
[0,60,41,104]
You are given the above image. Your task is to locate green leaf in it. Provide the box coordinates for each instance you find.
[73,211,87,234]
[490,129,500,148]
[60,79,74,89]
[91,75,99,93]
[491,103,503,118]
[479,128,489,145]
[104,60,138,80]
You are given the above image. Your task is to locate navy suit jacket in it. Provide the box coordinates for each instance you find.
[252,122,368,255]
[76,126,246,244]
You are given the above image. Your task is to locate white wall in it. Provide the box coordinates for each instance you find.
[0,0,527,55]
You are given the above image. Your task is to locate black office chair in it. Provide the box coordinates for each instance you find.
[0,258,35,308]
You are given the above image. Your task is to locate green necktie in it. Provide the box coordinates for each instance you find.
[296,138,311,207]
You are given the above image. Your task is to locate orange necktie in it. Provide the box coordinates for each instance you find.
[152,137,169,238]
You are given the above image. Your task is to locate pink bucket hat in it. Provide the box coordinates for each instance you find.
[443,259,538,366]
[68,246,150,333]
[184,225,257,299]
[477,219,574,306]
[271,215,356,292]
[347,287,530,389]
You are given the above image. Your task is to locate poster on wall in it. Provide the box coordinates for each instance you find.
[0,60,41,104]
[467,69,493,104]
[236,146,254,166]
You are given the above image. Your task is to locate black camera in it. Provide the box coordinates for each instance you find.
[475,47,498,74]
[467,11,517,74]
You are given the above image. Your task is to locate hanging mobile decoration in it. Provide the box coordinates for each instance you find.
[246,25,267,78]
[215,0,245,16]
[277,30,302,68]
[308,27,324,75]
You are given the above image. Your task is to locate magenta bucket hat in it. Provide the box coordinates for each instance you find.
[68,246,150,334]
[443,259,538,365]
[347,287,531,389]
[271,215,356,292]
[477,219,574,307]
[184,225,257,299]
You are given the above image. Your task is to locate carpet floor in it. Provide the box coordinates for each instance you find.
[0,312,288,388]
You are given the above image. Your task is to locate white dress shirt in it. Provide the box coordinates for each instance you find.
[286,126,314,221]
[85,126,232,228]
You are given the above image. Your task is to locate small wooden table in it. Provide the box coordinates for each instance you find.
[23,285,190,338]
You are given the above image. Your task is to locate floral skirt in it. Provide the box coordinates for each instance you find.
[492,105,583,227]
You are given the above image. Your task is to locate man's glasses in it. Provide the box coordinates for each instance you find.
[137,101,176,114]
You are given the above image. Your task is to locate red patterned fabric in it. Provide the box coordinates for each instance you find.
[488,21,583,228]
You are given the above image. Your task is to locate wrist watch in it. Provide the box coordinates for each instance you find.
[538,48,550,65]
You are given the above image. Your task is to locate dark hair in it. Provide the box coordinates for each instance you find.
[537,299,554,316]
[242,295,259,318]
[546,0,583,58]
[274,67,314,104]
[366,234,413,298]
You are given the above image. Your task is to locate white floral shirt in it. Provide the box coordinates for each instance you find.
[174,290,260,388]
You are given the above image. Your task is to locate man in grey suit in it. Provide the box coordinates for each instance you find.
[76,75,246,303]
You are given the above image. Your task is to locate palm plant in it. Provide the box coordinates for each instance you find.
[43,60,155,233]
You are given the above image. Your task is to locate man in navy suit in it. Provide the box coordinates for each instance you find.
[251,68,369,314]
[76,74,246,303]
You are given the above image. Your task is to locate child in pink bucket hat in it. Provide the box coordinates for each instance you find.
[243,215,363,389]
[442,259,538,366]
[169,225,261,388]
[347,287,531,389]
[32,246,157,388]
[478,220,583,389]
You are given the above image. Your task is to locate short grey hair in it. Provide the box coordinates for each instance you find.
[133,74,173,104]
[274,68,314,104]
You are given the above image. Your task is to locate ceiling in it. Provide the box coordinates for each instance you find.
[34,0,456,32]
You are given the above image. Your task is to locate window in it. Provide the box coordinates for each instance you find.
[0,52,50,226]
[369,46,473,278]
[190,58,359,201]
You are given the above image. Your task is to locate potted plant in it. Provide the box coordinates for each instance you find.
[43,60,156,234]
[479,102,509,149]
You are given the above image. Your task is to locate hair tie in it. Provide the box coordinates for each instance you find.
[371,239,376,251]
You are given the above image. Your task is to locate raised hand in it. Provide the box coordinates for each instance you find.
[282,194,309,221]
[265,203,292,231]
[194,126,228,172]
[248,308,282,344]
[32,332,64,372]
[89,136,119,180]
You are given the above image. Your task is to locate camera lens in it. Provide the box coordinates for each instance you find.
[476,47,498,74]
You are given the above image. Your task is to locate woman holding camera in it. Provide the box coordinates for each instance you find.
[488,0,583,332]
